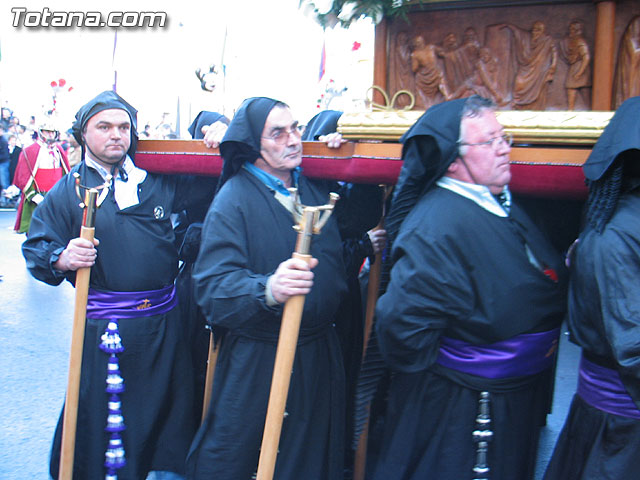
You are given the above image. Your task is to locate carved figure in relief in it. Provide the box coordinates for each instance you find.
[392,32,415,108]
[613,15,640,109]
[501,21,558,110]
[410,35,451,108]
[559,20,591,110]
[437,32,466,93]
[471,47,507,106]
[460,28,482,77]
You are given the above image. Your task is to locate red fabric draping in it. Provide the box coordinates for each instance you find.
[135,140,588,199]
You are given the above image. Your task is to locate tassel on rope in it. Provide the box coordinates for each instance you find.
[105,433,126,474]
[106,395,125,433]
[100,319,126,479]
[105,355,125,394]
[100,321,124,354]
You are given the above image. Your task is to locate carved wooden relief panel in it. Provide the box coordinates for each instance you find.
[613,15,640,108]
[384,1,639,112]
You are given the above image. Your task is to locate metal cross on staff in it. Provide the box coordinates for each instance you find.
[59,173,110,480]
[255,189,339,480]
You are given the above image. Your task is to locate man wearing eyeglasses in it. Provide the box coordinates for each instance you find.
[188,97,359,479]
[367,95,568,480]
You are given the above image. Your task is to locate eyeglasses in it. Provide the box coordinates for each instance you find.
[262,122,304,145]
[459,133,513,150]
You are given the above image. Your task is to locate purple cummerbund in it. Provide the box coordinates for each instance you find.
[577,356,640,420]
[436,328,560,379]
[86,285,177,320]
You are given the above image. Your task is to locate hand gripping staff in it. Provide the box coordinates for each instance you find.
[255,189,339,480]
[59,173,110,480]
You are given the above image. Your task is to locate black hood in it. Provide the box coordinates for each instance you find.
[302,110,343,141]
[71,90,138,160]
[188,111,230,140]
[583,96,640,181]
[217,97,282,189]
[385,98,468,249]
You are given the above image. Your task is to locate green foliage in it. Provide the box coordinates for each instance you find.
[302,0,416,28]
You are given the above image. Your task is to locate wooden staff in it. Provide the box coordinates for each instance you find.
[256,193,338,480]
[59,187,99,480]
[361,186,392,351]
[353,185,392,480]
[201,332,220,423]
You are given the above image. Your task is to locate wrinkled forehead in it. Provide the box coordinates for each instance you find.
[461,110,502,139]
[86,108,131,127]
[262,106,295,133]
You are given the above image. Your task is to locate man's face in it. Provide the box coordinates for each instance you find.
[40,129,58,144]
[82,109,131,168]
[452,110,511,194]
[256,106,302,184]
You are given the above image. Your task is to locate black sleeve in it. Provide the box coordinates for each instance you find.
[334,183,384,240]
[22,179,79,286]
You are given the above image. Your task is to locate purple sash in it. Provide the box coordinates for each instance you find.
[577,356,640,420]
[87,285,177,320]
[436,328,560,379]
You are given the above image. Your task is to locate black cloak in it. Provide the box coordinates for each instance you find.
[544,96,640,480]
[368,96,567,479]
[354,98,468,446]
[187,96,348,479]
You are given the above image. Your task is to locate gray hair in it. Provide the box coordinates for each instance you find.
[457,95,496,157]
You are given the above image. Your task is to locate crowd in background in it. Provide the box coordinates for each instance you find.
[0,104,181,210]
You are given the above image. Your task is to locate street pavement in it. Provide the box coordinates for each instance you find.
[0,208,581,479]
[0,209,74,479]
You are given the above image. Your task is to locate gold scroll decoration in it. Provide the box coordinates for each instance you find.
[338,109,614,145]
[366,85,416,112]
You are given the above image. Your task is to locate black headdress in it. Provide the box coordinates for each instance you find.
[384,98,468,272]
[187,111,230,140]
[302,110,343,141]
[217,97,283,190]
[583,96,640,233]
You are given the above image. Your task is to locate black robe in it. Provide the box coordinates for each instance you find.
[544,191,640,480]
[372,187,567,480]
[22,162,215,479]
[187,169,349,479]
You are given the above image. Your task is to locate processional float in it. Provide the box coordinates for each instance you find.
[132,107,607,478]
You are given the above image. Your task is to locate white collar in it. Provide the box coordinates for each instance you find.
[436,176,510,217]
[85,154,147,209]
[85,154,138,180]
